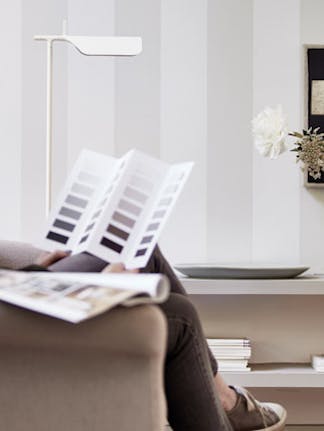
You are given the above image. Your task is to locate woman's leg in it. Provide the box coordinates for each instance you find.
[142,246,219,375]
[141,247,287,431]
[160,293,232,431]
[48,251,107,272]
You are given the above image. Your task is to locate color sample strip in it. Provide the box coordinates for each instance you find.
[135,248,147,257]
[113,171,121,181]
[86,222,95,233]
[92,209,102,220]
[153,210,166,219]
[79,234,89,244]
[71,182,94,197]
[46,231,69,244]
[147,222,160,231]
[164,184,179,194]
[177,172,185,181]
[124,186,148,204]
[53,219,75,233]
[112,211,135,228]
[107,224,129,241]
[106,185,113,194]
[159,197,173,206]
[118,199,142,216]
[99,198,107,207]
[59,206,82,220]
[130,175,153,192]
[78,171,100,185]
[100,237,123,253]
[65,194,88,209]
[140,235,153,245]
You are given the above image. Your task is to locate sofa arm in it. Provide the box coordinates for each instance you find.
[0,301,165,354]
[0,303,167,431]
[0,240,43,269]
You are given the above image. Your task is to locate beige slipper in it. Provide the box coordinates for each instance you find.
[226,386,287,431]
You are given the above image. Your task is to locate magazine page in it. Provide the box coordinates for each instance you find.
[84,149,193,268]
[40,150,118,252]
[0,270,169,323]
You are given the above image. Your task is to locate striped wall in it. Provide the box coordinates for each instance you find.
[2,0,324,270]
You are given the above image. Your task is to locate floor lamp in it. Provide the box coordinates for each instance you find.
[34,23,142,216]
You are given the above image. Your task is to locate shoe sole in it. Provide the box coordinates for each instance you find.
[254,403,287,431]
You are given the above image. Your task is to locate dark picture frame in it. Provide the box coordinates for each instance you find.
[304,45,324,188]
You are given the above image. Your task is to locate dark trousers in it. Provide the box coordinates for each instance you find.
[49,248,233,431]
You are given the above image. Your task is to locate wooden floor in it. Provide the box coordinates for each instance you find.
[165,426,324,430]
[287,428,324,431]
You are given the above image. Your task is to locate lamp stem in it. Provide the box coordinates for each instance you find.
[62,19,68,35]
[46,39,53,216]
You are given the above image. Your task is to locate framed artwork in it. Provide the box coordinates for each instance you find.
[304,45,324,188]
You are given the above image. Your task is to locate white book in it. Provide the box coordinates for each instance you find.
[209,347,252,356]
[40,149,193,269]
[207,338,250,346]
[217,359,249,367]
[0,270,169,323]
[212,356,251,361]
[312,354,324,371]
[219,367,251,372]
[208,347,251,353]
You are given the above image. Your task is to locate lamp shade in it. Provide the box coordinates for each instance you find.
[34,35,142,56]
[66,36,142,56]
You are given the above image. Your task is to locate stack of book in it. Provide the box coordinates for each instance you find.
[207,338,251,372]
[312,354,324,372]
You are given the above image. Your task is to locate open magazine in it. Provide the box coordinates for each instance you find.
[0,270,169,323]
[41,149,193,269]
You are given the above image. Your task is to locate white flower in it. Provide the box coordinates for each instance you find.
[252,105,288,159]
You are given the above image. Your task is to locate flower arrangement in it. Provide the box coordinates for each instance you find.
[252,105,324,179]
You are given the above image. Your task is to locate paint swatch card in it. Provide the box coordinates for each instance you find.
[41,149,193,268]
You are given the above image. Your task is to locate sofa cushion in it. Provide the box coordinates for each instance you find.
[0,240,43,269]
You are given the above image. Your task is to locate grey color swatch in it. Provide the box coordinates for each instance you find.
[66,194,88,209]
[124,186,148,204]
[153,210,166,219]
[107,224,129,241]
[140,235,153,244]
[71,182,94,197]
[59,206,82,220]
[47,231,69,244]
[53,219,75,233]
[78,171,99,185]
[112,211,135,228]
[118,199,142,216]
[147,222,160,231]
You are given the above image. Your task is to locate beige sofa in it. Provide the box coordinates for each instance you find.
[0,241,167,431]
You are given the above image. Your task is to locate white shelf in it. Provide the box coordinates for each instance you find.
[222,364,324,387]
[180,276,324,295]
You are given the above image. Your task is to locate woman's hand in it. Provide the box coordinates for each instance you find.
[102,262,139,274]
[35,250,71,268]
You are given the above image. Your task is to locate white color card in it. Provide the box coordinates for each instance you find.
[41,149,193,268]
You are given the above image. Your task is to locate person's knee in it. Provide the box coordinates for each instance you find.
[161,293,201,327]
